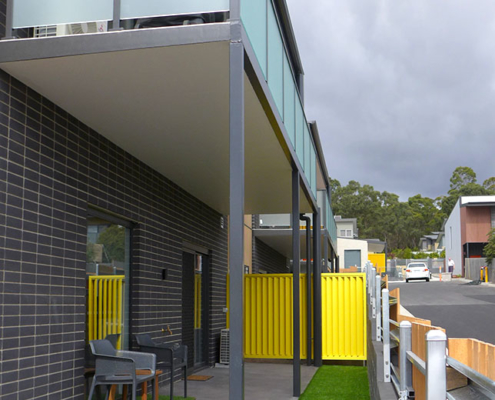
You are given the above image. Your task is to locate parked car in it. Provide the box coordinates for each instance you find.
[405,262,431,283]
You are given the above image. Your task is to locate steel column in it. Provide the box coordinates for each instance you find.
[313,210,322,367]
[399,321,413,398]
[382,289,390,382]
[2,0,15,40]
[425,330,447,400]
[228,22,245,400]
[292,168,301,397]
[323,236,329,272]
[375,275,381,341]
[110,0,123,31]
[300,214,312,366]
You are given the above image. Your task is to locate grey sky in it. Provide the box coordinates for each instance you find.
[286,0,495,200]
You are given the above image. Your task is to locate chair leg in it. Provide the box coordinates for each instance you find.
[88,380,97,400]
[151,378,156,400]
[131,383,137,400]
[170,363,174,400]
[184,366,187,398]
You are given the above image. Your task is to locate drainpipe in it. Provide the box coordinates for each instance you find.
[300,214,312,366]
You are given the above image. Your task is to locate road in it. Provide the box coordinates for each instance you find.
[388,280,495,345]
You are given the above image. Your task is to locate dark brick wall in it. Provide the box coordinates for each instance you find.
[0,66,228,399]
[252,238,288,274]
[0,0,5,39]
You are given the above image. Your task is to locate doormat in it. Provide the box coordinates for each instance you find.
[187,375,213,381]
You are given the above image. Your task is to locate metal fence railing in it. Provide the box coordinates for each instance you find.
[364,261,495,400]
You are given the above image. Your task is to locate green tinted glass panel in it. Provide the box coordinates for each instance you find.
[13,0,112,28]
[283,56,295,146]
[122,0,229,19]
[241,0,267,78]
[311,144,317,197]
[295,99,304,166]
[267,5,284,116]
[304,123,310,174]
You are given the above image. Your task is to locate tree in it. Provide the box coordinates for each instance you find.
[440,167,491,217]
[97,225,126,263]
[483,177,495,194]
[484,229,495,266]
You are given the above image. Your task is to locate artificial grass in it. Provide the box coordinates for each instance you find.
[299,365,370,400]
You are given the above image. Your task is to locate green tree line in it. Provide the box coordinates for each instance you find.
[330,166,495,251]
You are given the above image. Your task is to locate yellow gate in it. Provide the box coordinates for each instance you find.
[235,273,366,360]
[321,273,366,360]
[244,274,311,359]
[87,275,125,349]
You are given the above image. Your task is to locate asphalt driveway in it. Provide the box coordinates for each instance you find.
[389,280,495,344]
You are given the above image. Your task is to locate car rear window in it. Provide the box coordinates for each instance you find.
[409,263,426,268]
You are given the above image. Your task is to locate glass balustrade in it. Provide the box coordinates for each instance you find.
[259,214,291,228]
[12,0,228,29]
[241,0,318,198]
[10,0,318,198]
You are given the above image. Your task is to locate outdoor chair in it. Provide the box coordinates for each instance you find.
[88,339,156,400]
[135,334,188,400]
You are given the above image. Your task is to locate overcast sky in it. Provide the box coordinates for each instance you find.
[286,0,495,200]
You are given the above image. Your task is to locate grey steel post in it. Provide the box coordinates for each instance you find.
[384,242,388,275]
[323,236,329,272]
[228,20,245,400]
[382,289,391,382]
[335,256,339,273]
[399,321,413,399]
[371,267,376,320]
[300,214,312,366]
[2,0,15,40]
[313,210,322,367]
[375,275,381,341]
[110,0,123,30]
[425,330,447,400]
[292,168,301,397]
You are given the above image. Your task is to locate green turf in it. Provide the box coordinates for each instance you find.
[299,365,370,400]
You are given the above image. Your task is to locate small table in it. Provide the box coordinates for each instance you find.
[85,368,162,400]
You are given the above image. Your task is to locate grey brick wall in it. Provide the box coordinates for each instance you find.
[252,238,288,274]
[0,64,228,399]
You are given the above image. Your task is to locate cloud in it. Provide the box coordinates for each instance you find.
[286,0,495,200]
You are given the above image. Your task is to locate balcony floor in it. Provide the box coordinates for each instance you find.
[159,362,318,399]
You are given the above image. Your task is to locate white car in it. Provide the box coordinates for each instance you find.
[405,262,431,283]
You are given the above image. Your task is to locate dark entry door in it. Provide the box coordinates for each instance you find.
[182,252,209,370]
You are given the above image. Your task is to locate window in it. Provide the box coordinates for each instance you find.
[346,229,352,237]
[340,230,345,236]
[86,209,132,352]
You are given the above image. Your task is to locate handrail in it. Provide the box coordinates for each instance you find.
[447,356,495,395]
[406,350,426,375]
[390,331,400,344]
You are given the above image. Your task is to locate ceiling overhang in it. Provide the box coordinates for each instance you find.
[0,28,309,215]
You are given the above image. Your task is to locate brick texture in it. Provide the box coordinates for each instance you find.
[252,238,288,274]
[0,65,228,399]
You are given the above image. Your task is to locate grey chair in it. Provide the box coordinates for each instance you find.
[88,339,156,400]
[135,334,188,400]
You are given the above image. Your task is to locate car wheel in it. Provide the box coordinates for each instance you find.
[406,279,409,283]
[426,278,430,282]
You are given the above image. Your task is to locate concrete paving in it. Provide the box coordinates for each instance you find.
[158,362,318,399]
[389,279,495,344]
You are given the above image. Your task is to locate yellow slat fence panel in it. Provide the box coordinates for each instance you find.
[243,274,309,359]
[87,275,125,349]
[321,273,367,360]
